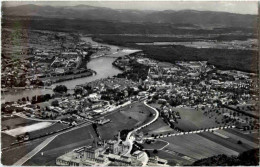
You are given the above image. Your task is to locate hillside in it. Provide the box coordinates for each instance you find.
[2,4,257,28]
[2,15,254,36]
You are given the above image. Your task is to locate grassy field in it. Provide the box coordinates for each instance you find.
[24,124,97,166]
[2,115,39,129]
[28,122,69,139]
[225,128,258,143]
[216,130,258,148]
[142,139,167,150]
[172,107,228,131]
[141,117,174,136]
[1,133,17,148]
[98,112,137,140]
[120,102,153,126]
[198,131,254,153]
[1,138,46,165]
[98,102,153,140]
[162,134,239,160]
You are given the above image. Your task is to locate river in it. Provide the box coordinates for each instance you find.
[2,36,140,103]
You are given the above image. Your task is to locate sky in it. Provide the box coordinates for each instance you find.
[2,0,259,15]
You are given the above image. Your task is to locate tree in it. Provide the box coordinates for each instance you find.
[237,140,243,145]
[31,95,37,104]
[74,87,83,95]
[44,94,51,101]
[53,85,68,94]
[153,149,158,154]
[22,97,26,102]
[51,100,59,107]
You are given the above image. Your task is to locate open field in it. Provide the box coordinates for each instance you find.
[224,128,258,143]
[28,122,69,139]
[162,133,239,160]
[172,107,229,131]
[1,138,45,165]
[216,130,258,148]
[198,131,255,153]
[120,102,153,127]
[142,140,167,150]
[2,115,40,129]
[1,133,16,148]
[98,112,137,140]
[141,117,174,136]
[24,124,97,166]
[98,102,153,140]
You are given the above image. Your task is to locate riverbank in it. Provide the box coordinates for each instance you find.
[41,69,96,85]
[2,70,96,93]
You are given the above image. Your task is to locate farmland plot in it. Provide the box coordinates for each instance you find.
[198,132,252,153]
[163,134,239,160]
[217,130,258,148]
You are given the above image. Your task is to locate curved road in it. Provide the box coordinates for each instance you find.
[124,101,159,157]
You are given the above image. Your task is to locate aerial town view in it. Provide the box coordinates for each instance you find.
[1,1,259,166]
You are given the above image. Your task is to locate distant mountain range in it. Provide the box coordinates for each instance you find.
[2,4,257,28]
